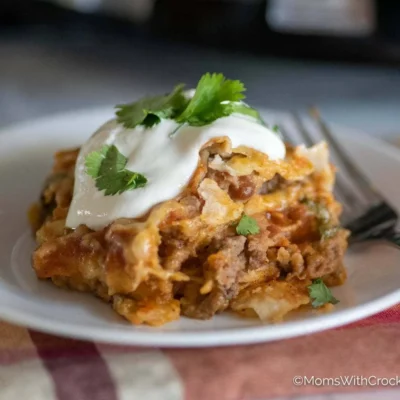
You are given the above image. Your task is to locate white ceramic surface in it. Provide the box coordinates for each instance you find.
[0,108,400,347]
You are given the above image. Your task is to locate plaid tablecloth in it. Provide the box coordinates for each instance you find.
[1,305,400,400]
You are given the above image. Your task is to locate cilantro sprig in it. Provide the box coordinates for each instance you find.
[115,84,187,129]
[114,73,266,132]
[85,145,147,195]
[308,278,339,308]
[236,214,260,236]
[175,73,246,126]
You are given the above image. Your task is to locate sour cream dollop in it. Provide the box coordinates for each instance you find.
[66,114,286,230]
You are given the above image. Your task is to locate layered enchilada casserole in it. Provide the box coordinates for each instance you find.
[29,73,348,326]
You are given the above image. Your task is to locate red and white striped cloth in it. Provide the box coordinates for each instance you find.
[1,304,400,400]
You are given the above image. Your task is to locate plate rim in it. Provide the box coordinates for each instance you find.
[0,281,399,347]
[1,107,400,347]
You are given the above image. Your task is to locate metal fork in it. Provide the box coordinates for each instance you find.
[281,109,400,245]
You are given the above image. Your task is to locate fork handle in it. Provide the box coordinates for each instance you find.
[385,230,400,247]
[348,225,400,245]
[353,228,400,247]
[346,203,398,245]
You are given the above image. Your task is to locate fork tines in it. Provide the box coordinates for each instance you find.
[281,109,398,243]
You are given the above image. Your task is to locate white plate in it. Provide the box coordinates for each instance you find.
[1,108,400,348]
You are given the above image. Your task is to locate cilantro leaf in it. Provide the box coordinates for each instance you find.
[236,214,260,236]
[141,113,161,129]
[85,145,147,196]
[272,124,280,133]
[308,278,339,308]
[85,145,109,178]
[115,84,188,129]
[175,73,246,127]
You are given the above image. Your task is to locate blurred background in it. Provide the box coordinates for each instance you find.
[1,0,400,139]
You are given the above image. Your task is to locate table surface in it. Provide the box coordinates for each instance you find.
[1,33,400,400]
